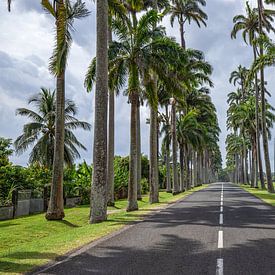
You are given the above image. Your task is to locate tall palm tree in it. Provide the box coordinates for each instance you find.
[15,88,91,168]
[257,0,275,193]
[169,0,207,49]
[42,0,89,220]
[106,0,127,207]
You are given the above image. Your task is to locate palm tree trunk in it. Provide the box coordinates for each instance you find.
[260,68,274,192]
[165,105,171,193]
[171,100,179,194]
[127,61,139,211]
[190,150,193,187]
[137,103,142,200]
[149,104,159,203]
[107,28,115,207]
[107,90,115,206]
[179,21,186,49]
[179,146,184,192]
[184,144,189,190]
[46,72,65,220]
[193,151,197,186]
[90,0,109,223]
[253,45,263,189]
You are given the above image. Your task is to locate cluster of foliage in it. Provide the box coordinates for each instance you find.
[0,135,153,206]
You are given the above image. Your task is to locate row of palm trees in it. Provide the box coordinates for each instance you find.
[4,1,222,223]
[90,0,221,223]
[226,0,275,193]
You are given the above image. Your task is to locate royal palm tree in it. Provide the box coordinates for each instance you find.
[15,88,91,168]
[42,0,89,220]
[257,0,275,192]
[106,0,127,207]
[169,0,207,49]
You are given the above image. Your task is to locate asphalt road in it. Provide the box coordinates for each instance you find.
[36,183,275,275]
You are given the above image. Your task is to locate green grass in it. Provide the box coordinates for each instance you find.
[240,184,275,206]
[0,185,207,275]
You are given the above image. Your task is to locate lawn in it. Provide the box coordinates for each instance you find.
[240,184,275,206]
[0,185,207,275]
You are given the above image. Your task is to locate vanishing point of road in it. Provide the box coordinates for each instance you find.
[35,183,275,275]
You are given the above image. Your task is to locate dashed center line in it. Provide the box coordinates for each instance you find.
[219,213,223,225]
[216,183,224,275]
[216,258,224,275]
[218,230,223,248]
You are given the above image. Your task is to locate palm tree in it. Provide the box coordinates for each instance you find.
[15,88,91,168]
[169,0,207,49]
[42,0,89,220]
[107,0,127,207]
[257,0,274,193]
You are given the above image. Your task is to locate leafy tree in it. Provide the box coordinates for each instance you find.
[0,137,13,167]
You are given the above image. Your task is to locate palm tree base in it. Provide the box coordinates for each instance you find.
[166,190,172,193]
[45,211,65,221]
[172,191,181,196]
[89,215,107,224]
[126,203,138,212]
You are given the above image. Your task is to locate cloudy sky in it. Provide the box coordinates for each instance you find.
[1,0,275,168]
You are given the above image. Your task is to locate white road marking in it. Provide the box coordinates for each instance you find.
[218,230,223,248]
[216,258,224,275]
[220,206,223,212]
[219,213,223,225]
[220,201,223,206]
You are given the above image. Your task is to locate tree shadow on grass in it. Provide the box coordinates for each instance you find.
[56,220,80,228]
[0,252,59,274]
[0,222,19,228]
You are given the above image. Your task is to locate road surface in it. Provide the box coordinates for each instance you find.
[36,183,275,275]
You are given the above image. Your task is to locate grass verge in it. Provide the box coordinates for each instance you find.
[240,184,275,206]
[0,185,207,275]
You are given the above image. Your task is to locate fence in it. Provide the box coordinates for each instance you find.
[0,187,81,221]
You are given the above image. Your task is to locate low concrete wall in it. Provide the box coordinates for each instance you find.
[30,198,44,214]
[15,200,30,217]
[0,206,14,221]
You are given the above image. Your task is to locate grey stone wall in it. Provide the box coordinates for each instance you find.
[0,206,14,221]
[29,198,44,214]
